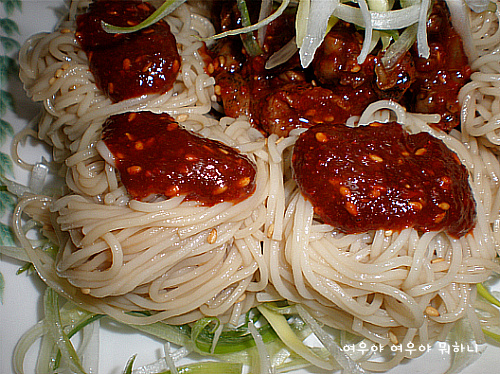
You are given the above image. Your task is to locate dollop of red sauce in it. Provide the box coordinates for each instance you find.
[76,0,180,102]
[102,111,257,205]
[292,122,476,238]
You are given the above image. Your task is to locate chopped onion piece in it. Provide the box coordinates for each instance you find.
[417,0,431,58]
[357,0,373,64]
[248,321,274,374]
[334,3,421,30]
[258,0,273,46]
[465,0,491,13]
[381,23,417,69]
[266,37,298,69]
[29,162,49,194]
[446,0,478,61]
[295,0,311,47]
[164,343,179,374]
[299,0,340,67]
[296,305,366,374]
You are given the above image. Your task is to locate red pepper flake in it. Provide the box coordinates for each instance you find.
[102,111,257,205]
[292,122,476,238]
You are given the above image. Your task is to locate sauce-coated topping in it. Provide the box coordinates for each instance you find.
[292,122,476,237]
[76,0,180,102]
[102,111,257,205]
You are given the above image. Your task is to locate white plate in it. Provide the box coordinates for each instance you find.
[1,1,500,373]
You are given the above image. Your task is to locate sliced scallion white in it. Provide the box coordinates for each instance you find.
[257,304,334,370]
[299,0,340,67]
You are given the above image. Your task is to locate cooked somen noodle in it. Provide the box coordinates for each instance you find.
[10,0,500,372]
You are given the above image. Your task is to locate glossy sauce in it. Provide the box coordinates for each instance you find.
[292,122,476,237]
[209,1,470,136]
[76,0,180,102]
[102,111,257,205]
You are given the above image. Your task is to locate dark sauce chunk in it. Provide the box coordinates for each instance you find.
[292,122,476,238]
[102,111,257,205]
[76,0,180,102]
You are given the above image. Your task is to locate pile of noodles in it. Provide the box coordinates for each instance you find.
[11,0,500,371]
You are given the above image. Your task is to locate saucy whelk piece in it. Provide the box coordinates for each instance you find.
[102,111,257,205]
[76,0,180,102]
[292,122,476,238]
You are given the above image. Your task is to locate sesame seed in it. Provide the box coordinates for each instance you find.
[81,288,91,294]
[434,212,446,223]
[177,114,189,122]
[415,148,427,156]
[185,154,198,161]
[351,65,361,73]
[384,230,393,237]
[214,85,221,96]
[438,202,450,210]
[401,151,410,157]
[369,154,383,162]
[127,166,142,174]
[207,228,217,244]
[54,68,64,78]
[49,77,56,85]
[345,201,358,216]
[267,223,275,238]
[237,177,251,188]
[172,59,180,73]
[60,28,72,34]
[275,136,285,145]
[213,185,228,195]
[431,258,445,264]
[219,148,229,155]
[128,112,137,122]
[425,306,440,317]
[315,132,328,143]
[409,201,423,210]
[135,141,144,150]
[339,186,351,197]
[389,331,399,345]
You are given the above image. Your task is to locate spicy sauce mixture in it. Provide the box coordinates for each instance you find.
[207,1,471,136]
[83,0,476,237]
[102,111,257,205]
[76,0,180,102]
[292,122,476,238]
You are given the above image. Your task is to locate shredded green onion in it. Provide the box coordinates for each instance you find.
[236,0,263,56]
[101,0,187,33]
[44,288,88,374]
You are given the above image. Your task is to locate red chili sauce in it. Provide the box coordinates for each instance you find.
[292,122,476,238]
[75,0,180,102]
[102,111,257,205]
[208,1,470,136]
